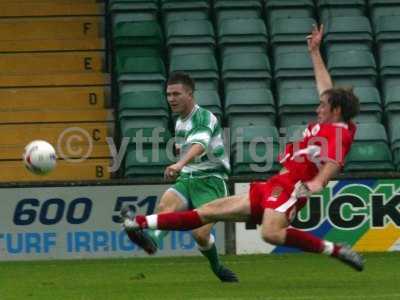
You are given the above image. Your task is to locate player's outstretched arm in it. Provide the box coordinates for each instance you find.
[307,24,333,96]
[305,161,340,194]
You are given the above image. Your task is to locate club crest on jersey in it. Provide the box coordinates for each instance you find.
[311,124,320,136]
[271,186,283,198]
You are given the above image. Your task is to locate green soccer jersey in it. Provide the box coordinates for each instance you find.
[175,104,230,179]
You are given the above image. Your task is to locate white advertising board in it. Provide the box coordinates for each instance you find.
[0,184,225,261]
[235,180,400,254]
[234,183,275,254]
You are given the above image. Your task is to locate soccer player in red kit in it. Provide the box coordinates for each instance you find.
[122,25,364,271]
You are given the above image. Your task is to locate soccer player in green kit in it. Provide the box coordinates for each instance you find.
[124,72,238,282]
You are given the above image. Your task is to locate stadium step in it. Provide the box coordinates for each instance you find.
[0,73,110,88]
[0,17,103,40]
[0,122,113,146]
[0,144,111,160]
[0,109,114,124]
[0,51,106,74]
[0,159,112,181]
[0,38,106,52]
[0,2,104,17]
[1,86,110,110]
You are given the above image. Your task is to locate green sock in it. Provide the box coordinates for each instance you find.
[200,243,222,275]
[147,229,169,248]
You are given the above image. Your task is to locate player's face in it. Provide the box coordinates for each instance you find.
[316,94,340,124]
[166,83,194,116]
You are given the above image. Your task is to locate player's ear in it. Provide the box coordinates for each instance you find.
[333,106,342,120]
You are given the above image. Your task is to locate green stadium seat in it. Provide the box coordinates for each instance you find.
[231,125,280,175]
[214,0,262,25]
[328,50,377,87]
[194,89,223,123]
[374,16,400,55]
[369,0,400,26]
[118,90,170,141]
[166,19,215,43]
[161,0,210,26]
[352,86,382,123]
[274,51,314,92]
[265,0,315,27]
[317,0,366,23]
[323,16,373,55]
[119,90,169,119]
[278,88,318,127]
[383,86,400,136]
[124,146,174,178]
[115,49,166,86]
[119,117,171,143]
[166,19,215,56]
[344,123,394,171]
[379,50,400,93]
[169,53,218,90]
[112,18,163,49]
[270,17,315,56]
[222,52,271,91]
[225,88,275,129]
[218,18,268,57]
[110,0,158,22]
[389,121,400,147]
[383,85,400,110]
[390,122,400,169]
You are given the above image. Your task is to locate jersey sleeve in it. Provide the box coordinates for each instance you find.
[186,126,212,149]
[186,112,217,149]
[322,127,352,166]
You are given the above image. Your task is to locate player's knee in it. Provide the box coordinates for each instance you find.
[157,202,175,213]
[197,204,215,222]
[261,227,283,245]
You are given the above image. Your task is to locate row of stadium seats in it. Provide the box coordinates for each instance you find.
[123,121,399,176]
[111,0,400,177]
[110,0,400,24]
[111,4,400,92]
[0,0,113,182]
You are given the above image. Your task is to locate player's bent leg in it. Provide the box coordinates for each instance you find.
[197,194,251,223]
[120,205,157,255]
[260,209,290,245]
[191,223,214,248]
[156,189,189,213]
[260,209,364,271]
[147,189,188,248]
[192,224,239,283]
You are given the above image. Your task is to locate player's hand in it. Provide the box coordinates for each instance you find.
[294,182,312,198]
[307,24,324,53]
[304,180,323,194]
[164,163,183,180]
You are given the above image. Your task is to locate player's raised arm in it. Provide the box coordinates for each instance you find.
[307,24,333,96]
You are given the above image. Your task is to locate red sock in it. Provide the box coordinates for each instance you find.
[332,244,341,257]
[158,211,204,230]
[136,211,204,230]
[284,228,324,253]
[135,215,147,228]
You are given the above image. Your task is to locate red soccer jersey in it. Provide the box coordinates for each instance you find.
[279,122,357,183]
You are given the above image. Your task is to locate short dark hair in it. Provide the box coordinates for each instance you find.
[321,87,360,122]
[167,72,195,93]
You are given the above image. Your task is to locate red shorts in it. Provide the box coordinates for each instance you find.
[249,173,308,224]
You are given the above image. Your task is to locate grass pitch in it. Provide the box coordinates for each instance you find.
[0,253,398,300]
